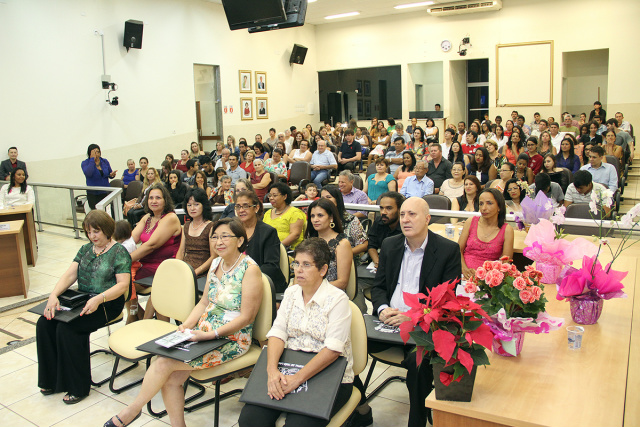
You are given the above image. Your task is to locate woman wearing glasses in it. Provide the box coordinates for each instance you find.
[263,182,306,250]
[106,218,263,427]
[234,190,287,292]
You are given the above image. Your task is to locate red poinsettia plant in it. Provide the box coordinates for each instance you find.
[399,279,494,385]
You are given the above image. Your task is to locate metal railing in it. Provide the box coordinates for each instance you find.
[1,180,122,238]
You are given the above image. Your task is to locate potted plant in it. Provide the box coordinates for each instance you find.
[399,279,494,402]
[466,256,564,357]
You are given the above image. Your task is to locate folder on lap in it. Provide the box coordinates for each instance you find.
[239,348,348,421]
[364,314,417,345]
[136,331,230,363]
[28,289,93,323]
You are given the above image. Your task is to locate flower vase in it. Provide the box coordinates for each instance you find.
[432,364,477,402]
[570,296,603,325]
[492,331,525,357]
[536,261,563,284]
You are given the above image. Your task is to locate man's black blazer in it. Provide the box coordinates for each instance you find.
[246,220,287,293]
[0,159,28,180]
[371,230,461,314]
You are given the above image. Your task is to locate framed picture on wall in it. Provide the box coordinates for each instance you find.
[357,100,363,116]
[256,97,268,119]
[240,97,253,120]
[239,70,252,93]
[357,80,363,97]
[364,100,371,117]
[364,80,371,97]
[255,71,267,93]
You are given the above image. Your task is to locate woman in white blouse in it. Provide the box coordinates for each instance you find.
[0,167,34,209]
[288,139,312,167]
[238,237,354,427]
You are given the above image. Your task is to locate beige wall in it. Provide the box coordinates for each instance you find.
[314,0,640,128]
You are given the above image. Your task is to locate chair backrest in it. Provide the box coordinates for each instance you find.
[290,162,311,187]
[366,163,377,178]
[125,180,143,201]
[110,179,124,188]
[423,194,452,225]
[279,243,290,285]
[605,155,622,180]
[484,179,495,189]
[348,301,368,376]
[352,175,364,190]
[253,274,274,342]
[563,203,607,236]
[346,260,357,301]
[152,259,198,321]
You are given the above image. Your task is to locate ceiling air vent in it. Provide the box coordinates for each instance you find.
[428,0,502,16]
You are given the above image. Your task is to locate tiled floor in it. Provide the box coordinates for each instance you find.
[0,230,410,427]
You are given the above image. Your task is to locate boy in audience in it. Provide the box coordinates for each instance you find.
[580,145,618,192]
[1,147,28,180]
[462,130,480,155]
[530,173,564,207]
[530,112,542,132]
[238,139,248,163]
[181,159,198,186]
[564,170,611,215]
[294,183,319,213]
[593,115,607,135]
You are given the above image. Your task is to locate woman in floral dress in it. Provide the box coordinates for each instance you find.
[105,218,263,427]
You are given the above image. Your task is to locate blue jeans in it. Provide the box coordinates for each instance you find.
[311,170,329,189]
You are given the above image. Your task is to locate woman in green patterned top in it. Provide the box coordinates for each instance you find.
[36,210,131,405]
[105,218,263,427]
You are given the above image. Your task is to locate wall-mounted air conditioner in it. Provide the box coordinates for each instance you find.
[428,0,502,16]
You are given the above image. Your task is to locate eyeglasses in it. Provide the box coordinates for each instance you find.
[268,193,281,199]
[291,261,316,270]
[235,204,256,211]
[210,234,238,242]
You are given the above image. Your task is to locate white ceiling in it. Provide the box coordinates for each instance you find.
[204,0,468,26]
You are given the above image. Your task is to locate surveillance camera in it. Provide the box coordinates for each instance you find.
[459,49,467,56]
[111,96,119,106]
[101,74,111,89]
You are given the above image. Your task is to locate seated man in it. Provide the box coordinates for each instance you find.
[338,170,368,219]
[214,148,231,170]
[530,173,564,207]
[338,129,362,172]
[310,140,337,189]
[425,143,452,193]
[606,118,634,160]
[390,122,411,146]
[385,137,408,175]
[366,197,461,427]
[399,161,434,198]
[1,147,28,180]
[564,170,612,216]
[226,153,247,185]
[201,156,216,187]
[615,111,632,134]
[516,115,531,136]
[181,159,198,186]
[580,145,618,192]
[462,130,480,155]
[559,113,579,135]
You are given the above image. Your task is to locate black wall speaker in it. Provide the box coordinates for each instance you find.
[123,20,143,51]
[289,44,307,65]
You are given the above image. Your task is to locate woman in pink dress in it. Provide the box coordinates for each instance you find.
[458,188,515,279]
[129,183,182,319]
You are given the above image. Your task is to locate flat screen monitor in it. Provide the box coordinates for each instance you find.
[222,0,286,31]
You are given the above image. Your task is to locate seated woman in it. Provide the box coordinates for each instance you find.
[106,218,263,427]
[275,141,290,165]
[604,129,623,163]
[211,175,234,206]
[0,167,34,209]
[490,161,515,193]
[253,142,270,161]
[394,151,417,191]
[166,171,187,209]
[221,178,253,219]
[264,182,306,249]
[305,198,352,291]
[193,170,212,198]
[466,147,497,187]
[165,154,177,169]
[542,154,570,193]
[129,183,182,320]
[425,118,439,143]
[451,176,481,213]
[490,124,508,149]
[189,141,205,159]
[459,189,515,279]
[503,178,525,215]
[121,159,140,188]
[485,139,504,169]
[238,238,353,427]
[364,157,396,203]
[37,210,130,404]
[176,188,216,277]
[234,190,287,292]
[289,139,312,166]
[125,167,163,227]
[525,136,544,175]
[251,159,272,202]
[241,150,256,175]
[515,153,534,184]
[538,131,557,157]
[555,136,581,173]
[159,160,173,185]
[320,185,368,259]
[447,140,467,165]
[499,126,525,165]
[264,148,288,181]
[368,127,390,163]
[440,161,466,202]
[175,150,189,173]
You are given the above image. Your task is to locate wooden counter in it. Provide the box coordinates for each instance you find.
[425,247,638,427]
[0,203,37,266]
[0,220,31,298]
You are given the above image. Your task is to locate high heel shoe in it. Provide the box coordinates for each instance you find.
[104,411,141,427]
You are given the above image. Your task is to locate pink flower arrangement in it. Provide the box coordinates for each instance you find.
[557,255,627,301]
[523,219,598,268]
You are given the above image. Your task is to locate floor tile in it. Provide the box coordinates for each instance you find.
[0,407,37,426]
[50,396,154,427]
[369,396,410,427]
[0,363,40,406]
[13,342,38,362]
[0,351,35,378]
[368,366,409,405]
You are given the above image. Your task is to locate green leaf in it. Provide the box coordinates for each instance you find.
[464,320,483,331]
[453,362,466,380]
[470,348,490,366]
[409,331,434,349]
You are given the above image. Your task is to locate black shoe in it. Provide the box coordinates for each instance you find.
[346,407,373,427]
[104,411,142,427]
[40,388,54,396]
[62,393,87,405]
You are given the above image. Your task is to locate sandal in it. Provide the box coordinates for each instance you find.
[104,411,142,427]
[40,388,54,396]
[62,393,87,405]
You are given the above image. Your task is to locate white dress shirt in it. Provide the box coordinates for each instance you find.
[383,234,429,313]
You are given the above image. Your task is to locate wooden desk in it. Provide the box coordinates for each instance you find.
[0,220,31,298]
[425,249,637,427]
[0,204,37,266]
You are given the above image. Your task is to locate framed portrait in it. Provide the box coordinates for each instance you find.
[357,99,363,116]
[357,80,363,97]
[255,71,267,94]
[240,97,253,120]
[365,100,371,117]
[256,97,268,119]
[239,70,252,93]
[364,80,371,97]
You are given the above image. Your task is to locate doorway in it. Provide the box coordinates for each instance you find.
[467,59,489,125]
[562,49,608,116]
[193,64,222,152]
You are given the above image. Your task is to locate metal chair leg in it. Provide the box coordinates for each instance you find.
[108,356,149,394]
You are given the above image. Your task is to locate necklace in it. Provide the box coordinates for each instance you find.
[144,215,161,233]
[221,253,242,274]
[93,242,110,256]
[273,205,289,216]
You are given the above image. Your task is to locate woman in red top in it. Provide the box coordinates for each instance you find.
[525,136,543,175]
[175,150,189,173]
[241,150,256,175]
[250,158,272,201]
[499,126,525,165]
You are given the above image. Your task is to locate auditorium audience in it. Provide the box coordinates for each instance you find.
[589,100,606,122]
[581,145,618,192]
[1,146,28,180]
[459,188,514,279]
[564,170,612,215]
[447,140,466,165]
[215,148,231,170]
[175,188,215,277]
[364,157,396,203]
[440,161,466,201]
[491,124,508,149]
[451,176,481,213]
[220,178,253,219]
[305,198,351,291]
[603,129,624,163]
[250,158,272,201]
[288,138,312,165]
[189,141,204,159]
[0,167,34,209]
[441,127,456,159]
[394,151,417,190]
[485,139,505,169]
[264,148,287,180]
[559,113,579,135]
[166,171,187,209]
[211,175,233,206]
[503,178,525,214]
[263,182,306,250]
[253,142,269,161]
[500,126,525,165]
[462,130,481,155]
[425,143,452,192]
[338,129,362,172]
[538,130,557,157]
[191,170,210,199]
[530,173,564,207]
[181,159,198,186]
[211,141,225,165]
[226,153,248,185]
[525,136,544,175]
[338,171,368,218]
[159,161,172,185]
[386,137,408,175]
[583,121,603,145]
[390,122,411,146]
[81,144,117,210]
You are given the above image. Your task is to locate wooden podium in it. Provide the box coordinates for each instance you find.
[0,204,37,266]
[0,220,31,298]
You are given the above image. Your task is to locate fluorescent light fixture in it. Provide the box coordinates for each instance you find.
[324,11,360,20]
[394,1,434,9]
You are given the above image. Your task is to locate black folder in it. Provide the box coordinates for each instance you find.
[28,300,84,323]
[28,290,94,323]
[135,275,207,294]
[364,314,417,345]
[239,348,348,421]
[136,331,230,363]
